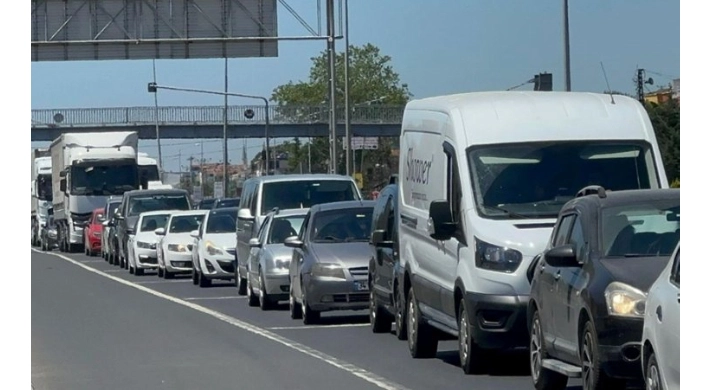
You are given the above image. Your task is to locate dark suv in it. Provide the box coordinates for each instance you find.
[528,187,679,390]
[367,184,406,339]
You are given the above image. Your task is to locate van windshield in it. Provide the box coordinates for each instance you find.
[260,180,359,214]
[467,141,658,219]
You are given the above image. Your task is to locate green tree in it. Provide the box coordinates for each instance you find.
[645,99,680,184]
[271,43,411,190]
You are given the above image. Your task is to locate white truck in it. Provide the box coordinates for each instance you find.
[138,152,171,189]
[31,148,53,247]
[51,131,140,252]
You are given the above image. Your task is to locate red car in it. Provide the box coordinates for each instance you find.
[83,208,105,256]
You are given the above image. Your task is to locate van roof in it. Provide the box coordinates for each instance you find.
[404,91,653,145]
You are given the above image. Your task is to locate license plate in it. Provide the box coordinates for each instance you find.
[354,281,368,291]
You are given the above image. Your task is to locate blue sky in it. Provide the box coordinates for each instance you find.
[30,0,679,172]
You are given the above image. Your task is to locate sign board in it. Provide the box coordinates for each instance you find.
[192,186,203,202]
[343,137,378,150]
[213,182,224,198]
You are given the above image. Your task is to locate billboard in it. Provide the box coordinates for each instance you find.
[31,0,278,61]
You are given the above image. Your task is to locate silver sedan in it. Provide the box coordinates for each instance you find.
[286,200,376,324]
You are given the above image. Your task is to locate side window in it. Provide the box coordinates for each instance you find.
[670,249,680,286]
[256,216,270,242]
[444,144,463,240]
[568,216,586,260]
[298,214,310,241]
[240,183,252,211]
[553,214,575,247]
[250,184,260,216]
[386,195,396,239]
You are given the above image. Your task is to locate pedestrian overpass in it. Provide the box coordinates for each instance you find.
[31,105,405,142]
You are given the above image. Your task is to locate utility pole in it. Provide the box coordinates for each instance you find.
[326,0,338,174]
[222,57,229,197]
[343,0,352,176]
[563,0,571,91]
[152,59,163,178]
[187,156,195,188]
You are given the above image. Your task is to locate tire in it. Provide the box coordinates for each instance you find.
[530,309,568,390]
[247,274,259,307]
[199,269,211,288]
[580,320,625,390]
[394,285,407,340]
[302,291,320,325]
[369,285,392,333]
[164,268,174,279]
[406,286,438,358]
[192,266,199,285]
[289,286,303,319]
[645,352,663,390]
[236,267,247,296]
[458,298,488,375]
[135,268,144,276]
[128,264,134,274]
[258,270,273,311]
[157,267,164,278]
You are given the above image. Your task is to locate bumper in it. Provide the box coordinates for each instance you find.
[135,248,159,269]
[463,292,530,350]
[596,317,644,379]
[304,275,369,312]
[69,230,83,244]
[165,252,193,272]
[88,236,102,251]
[263,272,290,297]
[203,257,235,279]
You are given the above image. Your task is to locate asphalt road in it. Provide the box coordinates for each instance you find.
[31,248,585,390]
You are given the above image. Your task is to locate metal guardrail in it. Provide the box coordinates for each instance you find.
[31,105,406,127]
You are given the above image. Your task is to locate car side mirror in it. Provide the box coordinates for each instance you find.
[59,178,66,193]
[545,244,580,267]
[284,236,304,249]
[249,238,261,248]
[427,200,456,241]
[154,227,166,236]
[238,208,254,221]
[114,212,124,220]
[126,227,134,235]
[102,220,110,227]
[371,229,393,248]
[190,230,199,238]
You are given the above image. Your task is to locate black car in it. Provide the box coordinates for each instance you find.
[367,184,406,339]
[212,197,240,209]
[196,198,216,210]
[528,187,680,390]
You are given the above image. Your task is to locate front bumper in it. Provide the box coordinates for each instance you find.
[165,252,193,272]
[135,248,159,269]
[263,272,290,297]
[303,275,369,312]
[596,317,644,380]
[69,229,83,244]
[202,256,235,279]
[463,292,530,350]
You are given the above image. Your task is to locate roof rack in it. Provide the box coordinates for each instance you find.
[576,185,608,199]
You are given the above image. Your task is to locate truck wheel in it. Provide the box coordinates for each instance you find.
[458,298,488,375]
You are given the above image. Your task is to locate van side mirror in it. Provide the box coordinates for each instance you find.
[238,208,254,221]
[545,244,580,267]
[249,238,262,248]
[371,229,393,248]
[190,230,199,238]
[114,212,124,220]
[59,179,66,193]
[427,200,456,241]
[284,236,303,249]
[154,227,166,236]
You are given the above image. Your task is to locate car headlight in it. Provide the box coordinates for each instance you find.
[168,244,188,252]
[604,282,647,318]
[475,238,523,273]
[205,241,224,256]
[311,263,346,279]
[137,241,155,249]
[273,258,290,269]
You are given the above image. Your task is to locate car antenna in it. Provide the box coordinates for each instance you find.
[600,61,615,104]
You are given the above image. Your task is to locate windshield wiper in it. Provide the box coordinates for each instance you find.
[481,205,532,219]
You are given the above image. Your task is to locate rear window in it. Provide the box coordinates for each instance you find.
[128,194,190,216]
[261,180,359,214]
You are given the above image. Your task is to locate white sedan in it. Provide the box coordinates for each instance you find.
[642,242,680,390]
[191,207,238,287]
[156,210,207,279]
[127,211,170,276]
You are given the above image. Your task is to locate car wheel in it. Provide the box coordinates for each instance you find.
[302,291,320,325]
[236,267,247,296]
[581,320,625,390]
[259,270,273,311]
[394,285,407,340]
[530,309,568,389]
[199,268,211,287]
[157,267,164,278]
[164,267,173,279]
[406,286,438,358]
[289,286,302,319]
[369,283,392,333]
[645,352,663,390]
[192,265,199,285]
[247,274,259,307]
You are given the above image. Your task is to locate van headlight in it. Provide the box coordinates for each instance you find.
[475,238,523,273]
[604,282,646,318]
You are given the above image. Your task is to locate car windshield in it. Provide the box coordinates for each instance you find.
[198,199,216,210]
[268,215,306,244]
[602,198,680,257]
[215,198,240,209]
[140,214,170,232]
[71,163,137,195]
[468,142,659,219]
[206,210,237,233]
[311,208,373,243]
[261,180,359,214]
[37,174,53,201]
[128,194,190,216]
[169,215,204,233]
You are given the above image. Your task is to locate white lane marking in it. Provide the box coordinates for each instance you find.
[103,269,123,273]
[80,260,105,263]
[183,296,246,301]
[269,323,370,330]
[135,280,191,284]
[31,248,409,390]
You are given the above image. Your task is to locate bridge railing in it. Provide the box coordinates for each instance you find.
[31,105,406,127]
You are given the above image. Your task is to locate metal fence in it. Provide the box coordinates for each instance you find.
[31,105,406,127]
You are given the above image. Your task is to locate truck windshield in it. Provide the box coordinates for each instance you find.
[261,180,359,214]
[467,141,659,220]
[71,164,137,195]
[128,194,190,216]
[139,165,160,182]
[37,174,53,201]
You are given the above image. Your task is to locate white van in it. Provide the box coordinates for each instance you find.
[397,91,668,374]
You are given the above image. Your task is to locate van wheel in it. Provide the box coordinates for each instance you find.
[458,298,488,375]
[394,286,407,340]
[369,282,392,333]
[406,287,438,358]
[530,309,568,389]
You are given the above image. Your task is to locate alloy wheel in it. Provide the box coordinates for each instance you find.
[530,318,542,382]
[582,332,594,389]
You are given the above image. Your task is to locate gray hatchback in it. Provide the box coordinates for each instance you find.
[285,200,376,324]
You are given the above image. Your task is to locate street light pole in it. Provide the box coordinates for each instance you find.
[326,0,337,174]
[152,59,163,179]
[265,100,270,175]
[563,0,571,91]
[343,0,352,176]
[223,57,229,196]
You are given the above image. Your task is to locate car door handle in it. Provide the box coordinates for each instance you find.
[656,305,663,321]
[554,270,561,280]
